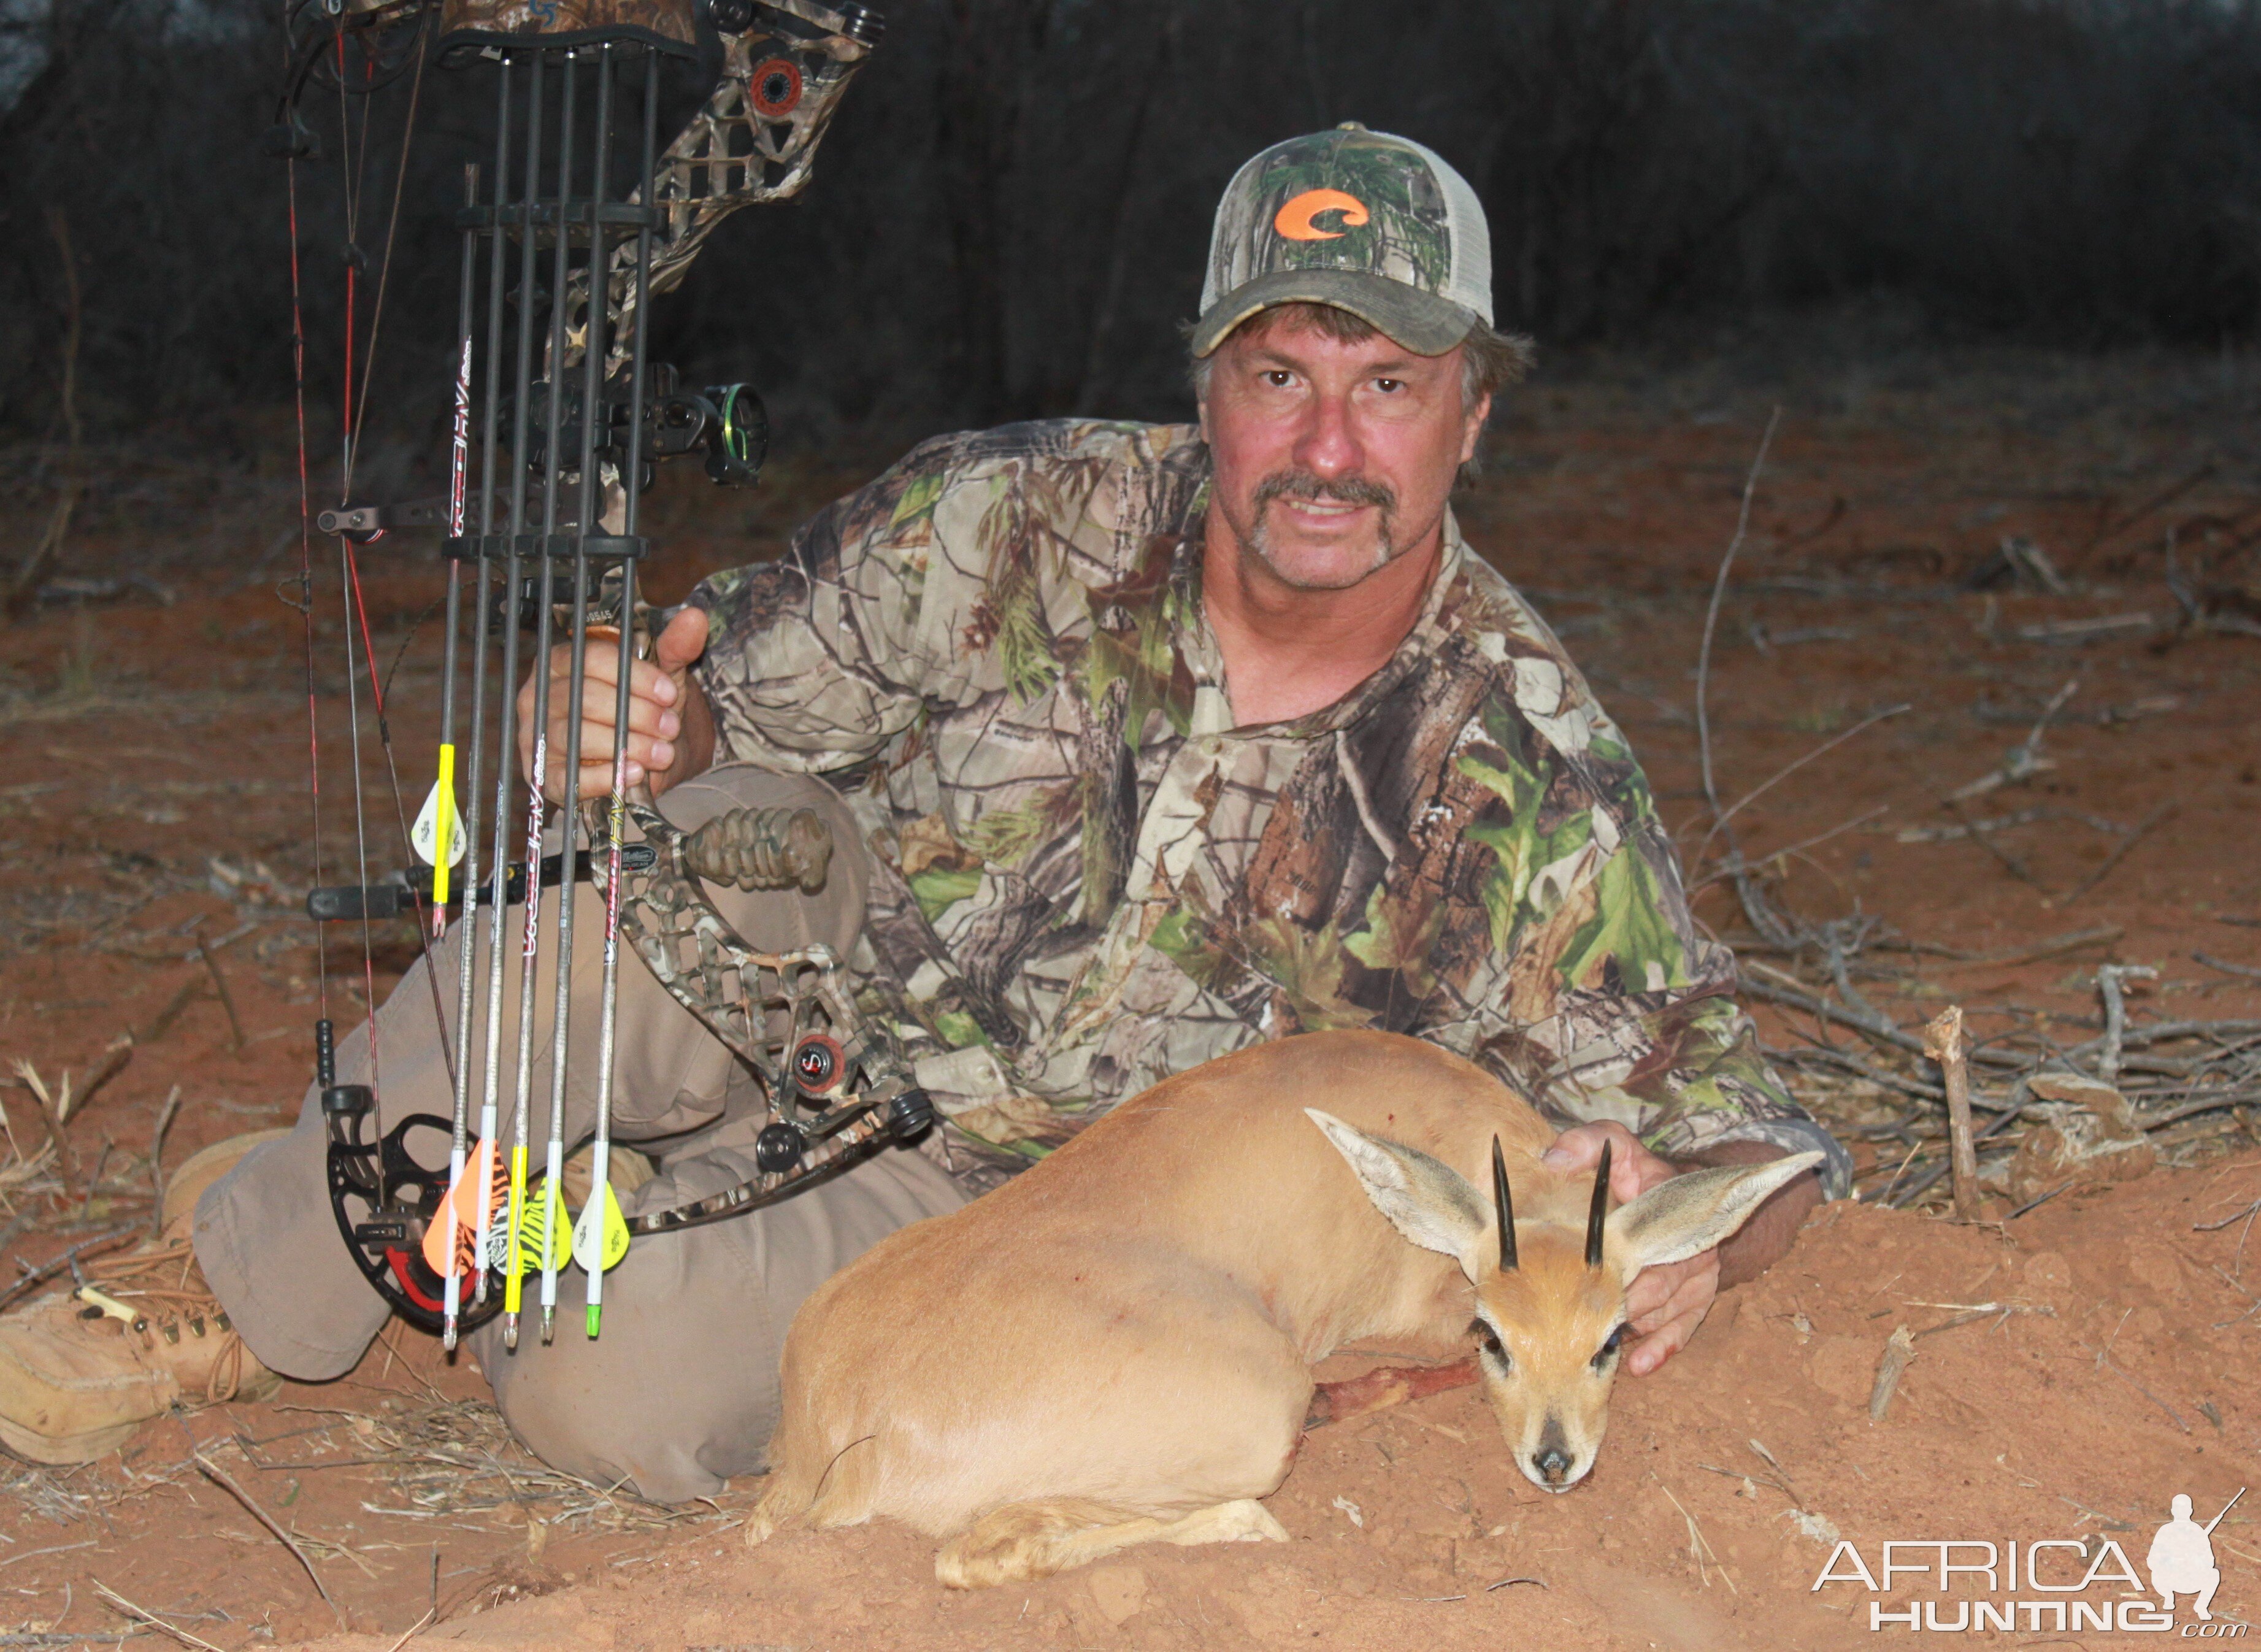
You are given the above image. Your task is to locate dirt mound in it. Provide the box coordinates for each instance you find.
[247,1149,2255,1651]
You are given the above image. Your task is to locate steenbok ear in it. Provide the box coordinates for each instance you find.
[1307,1110,1488,1282]
[1604,1151,1824,1276]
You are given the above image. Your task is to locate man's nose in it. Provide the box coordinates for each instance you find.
[1290,388,1364,478]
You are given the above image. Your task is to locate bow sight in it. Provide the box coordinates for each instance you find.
[278,0,929,1353]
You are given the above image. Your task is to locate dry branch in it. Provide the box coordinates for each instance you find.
[4,210,82,625]
[190,1445,344,1623]
[93,1580,226,1652]
[1921,1007,1980,1220]
[1869,1324,1916,1421]
[2046,803,2178,910]
[148,1085,182,1240]
[9,1062,77,1203]
[1933,925,2123,969]
[194,926,245,1053]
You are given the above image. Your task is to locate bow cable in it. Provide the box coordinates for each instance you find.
[285,118,330,1050]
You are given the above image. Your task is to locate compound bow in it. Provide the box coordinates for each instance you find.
[274,0,932,1353]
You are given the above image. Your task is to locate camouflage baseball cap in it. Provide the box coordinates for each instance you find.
[1191,123,1492,359]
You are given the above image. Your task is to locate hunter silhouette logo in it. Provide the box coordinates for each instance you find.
[1273,188,1369,241]
[2151,1489,2241,1623]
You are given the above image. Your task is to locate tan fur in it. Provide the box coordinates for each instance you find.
[745,1029,1818,1584]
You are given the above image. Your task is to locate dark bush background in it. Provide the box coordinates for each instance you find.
[4,0,2260,452]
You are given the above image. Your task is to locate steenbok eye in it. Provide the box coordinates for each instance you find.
[1592,1324,1626,1371]
[1470,1318,1511,1372]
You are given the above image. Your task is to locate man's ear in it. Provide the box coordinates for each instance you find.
[1307,1110,1487,1283]
[1603,1151,1824,1277]
[1459,388,1492,464]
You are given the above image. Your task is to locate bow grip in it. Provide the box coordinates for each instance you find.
[680,805,832,893]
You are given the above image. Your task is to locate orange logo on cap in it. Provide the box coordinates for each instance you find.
[1273,188,1369,241]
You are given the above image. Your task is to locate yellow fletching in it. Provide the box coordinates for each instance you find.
[431,745,456,907]
[571,1182,630,1274]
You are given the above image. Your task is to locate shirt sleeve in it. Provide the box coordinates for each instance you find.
[1438,650,1853,1197]
[688,434,983,772]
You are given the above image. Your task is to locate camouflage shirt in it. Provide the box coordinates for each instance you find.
[691,420,1850,1196]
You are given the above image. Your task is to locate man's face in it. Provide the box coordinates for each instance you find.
[1199,311,1489,593]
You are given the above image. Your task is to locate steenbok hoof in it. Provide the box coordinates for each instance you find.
[1188,1498,1289,1546]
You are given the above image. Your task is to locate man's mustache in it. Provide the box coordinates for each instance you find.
[1252,471,1397,513]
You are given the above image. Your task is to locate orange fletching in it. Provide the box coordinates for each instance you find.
[422,1138,502,1278]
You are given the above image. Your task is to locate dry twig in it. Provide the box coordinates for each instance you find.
[190,1445,344,1623]
[1656,1480,1736,1593]
[2097,964,2159,1086]
[1694,409,1794,948]
[1921,1007,1979,1220]
[91,1580,226,1652]
[4,211,82,625]
[193,926,245,1053]
[9,1062,77,1204]
[2046,802,2177,910]
[147,1086,182,1240]
[1869,1324,1916,1421]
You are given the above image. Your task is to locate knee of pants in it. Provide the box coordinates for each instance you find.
[467,1220,781,1504]
[464,1145,962,1502]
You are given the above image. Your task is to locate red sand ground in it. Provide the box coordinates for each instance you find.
[0,347,2255,1648]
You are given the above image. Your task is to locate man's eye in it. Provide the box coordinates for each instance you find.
[1373,377,1404,393]
[1592,1324,1626,1370]
[1262,370,1294,388]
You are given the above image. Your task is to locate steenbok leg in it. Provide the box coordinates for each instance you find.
[934,1496,1288,1588]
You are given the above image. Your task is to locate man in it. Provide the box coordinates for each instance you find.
[0,126,1847,1492]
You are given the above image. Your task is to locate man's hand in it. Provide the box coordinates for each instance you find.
[516,605,715,802]
[1541,1122,1711,1377]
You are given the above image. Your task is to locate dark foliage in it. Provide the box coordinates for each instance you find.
[3,0,2260,450]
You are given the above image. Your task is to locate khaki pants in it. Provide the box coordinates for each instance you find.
[192,766,965,1503]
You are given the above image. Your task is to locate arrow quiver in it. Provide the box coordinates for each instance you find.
[280,0,930,1348]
